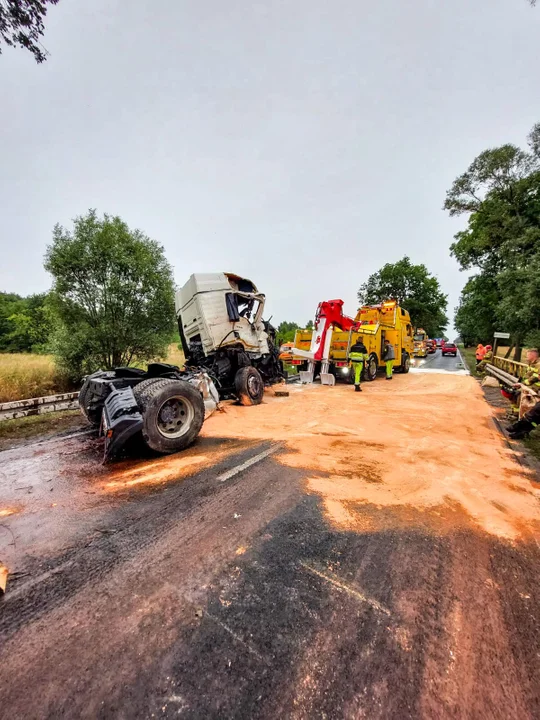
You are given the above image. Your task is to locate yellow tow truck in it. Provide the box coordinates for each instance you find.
[293,300,415,382]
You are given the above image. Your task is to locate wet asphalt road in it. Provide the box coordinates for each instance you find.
[411,347,465,373]
[1,366,540,719]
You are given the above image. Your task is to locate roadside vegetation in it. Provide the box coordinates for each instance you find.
[165,344,185,368]
[45,210,176,380]
[447,123,540,357]
[459,346,478,376]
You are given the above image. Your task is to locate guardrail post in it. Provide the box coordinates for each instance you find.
[0,392,80,422]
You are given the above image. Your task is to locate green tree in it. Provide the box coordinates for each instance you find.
[454,275,500,346]
[0,292,24,350]
[305,320,314,331]
[358,256,448,337]
[0,0,60,63]
[445,124,540,357]
[0,291,53,352]
[277,321,300,345]
[45,210,175,379]
[6,293,55,352]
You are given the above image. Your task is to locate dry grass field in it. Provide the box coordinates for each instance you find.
[0,345,186,403]
[0,354,70,403]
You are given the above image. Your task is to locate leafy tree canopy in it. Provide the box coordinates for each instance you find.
[358,256,448,337]
[277,321,300,345]
[45,210,175,378]
[0,0,59,63]
[0,291,53,352]
[445,123,540,352]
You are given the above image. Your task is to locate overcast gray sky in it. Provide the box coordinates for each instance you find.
[1,0,539,334]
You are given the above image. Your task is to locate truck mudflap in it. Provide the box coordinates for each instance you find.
[102,385,143,461]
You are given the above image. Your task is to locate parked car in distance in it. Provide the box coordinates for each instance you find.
[427,339,437,353]
[442,342,458,357]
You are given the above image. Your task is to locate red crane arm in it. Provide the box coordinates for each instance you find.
[315,300,356,331]
[311,299,357,361]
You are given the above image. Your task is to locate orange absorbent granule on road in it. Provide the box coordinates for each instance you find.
[202,374,540,540]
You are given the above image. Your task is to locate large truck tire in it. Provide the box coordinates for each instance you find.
[78,375,103,427]
[133,378,205,454]
[364,354,378,382]
[399,352,411,373]
[235,366,264,406]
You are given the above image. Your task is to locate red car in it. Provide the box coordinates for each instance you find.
[441,342,457,357]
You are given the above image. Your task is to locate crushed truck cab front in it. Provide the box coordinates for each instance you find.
[175,273,284,399]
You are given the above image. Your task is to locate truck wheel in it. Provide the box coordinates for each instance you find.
[235,366,264,405]
[78,376,103,427]
[364,354,378,382]
[133,378,205,454]
[400,352,411,373]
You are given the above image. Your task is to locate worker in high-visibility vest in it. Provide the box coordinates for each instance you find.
[519,348,540,391]
[506,350,540,438]
[507,348,540,426]
[506,400,540,439]
[477,345,493,373]
[382,339,395,380]
[475,344,485,367]
[349,339,369,392]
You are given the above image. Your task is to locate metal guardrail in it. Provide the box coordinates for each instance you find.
[493,355,528,378]
[485,363,519,386]
[484,363,538,402]
[0,392,79,422]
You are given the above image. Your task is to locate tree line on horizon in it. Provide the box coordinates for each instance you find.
[0,218,449,380]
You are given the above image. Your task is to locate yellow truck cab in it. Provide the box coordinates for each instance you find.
[293,300,414,381]
[412,328,429,358]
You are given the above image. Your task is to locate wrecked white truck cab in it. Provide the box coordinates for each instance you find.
[176,273,271,358]
[78,272,284,459]
[176,272,283,404]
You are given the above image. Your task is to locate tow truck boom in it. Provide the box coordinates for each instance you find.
[292,299,358,384]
